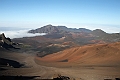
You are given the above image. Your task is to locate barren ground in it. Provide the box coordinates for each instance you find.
[0,52,120,80]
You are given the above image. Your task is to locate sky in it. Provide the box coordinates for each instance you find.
[0,0,120,34]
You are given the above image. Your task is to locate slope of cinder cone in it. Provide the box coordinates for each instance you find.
[38,42,120,65]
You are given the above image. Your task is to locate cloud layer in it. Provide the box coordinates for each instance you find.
[82,25,120,33]
[0,30,46,39]
[63,23,120,33]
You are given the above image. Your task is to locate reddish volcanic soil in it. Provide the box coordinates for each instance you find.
[36,42,120,66]
[34,42,120,80]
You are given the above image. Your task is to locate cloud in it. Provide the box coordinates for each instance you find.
[82,25,120,33]
[0,30,46,39]
[65,23,120,33]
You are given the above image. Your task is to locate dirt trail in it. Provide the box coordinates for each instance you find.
[24,55,61,79]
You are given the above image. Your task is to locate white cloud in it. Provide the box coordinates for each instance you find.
[64,23,120,33]
[82,25,120,33]
[0,30,46,39]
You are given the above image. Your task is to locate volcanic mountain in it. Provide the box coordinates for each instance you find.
[28,24,120,44]
[12,24,120,57]
[28,24,91,34]
[36,41,120,66]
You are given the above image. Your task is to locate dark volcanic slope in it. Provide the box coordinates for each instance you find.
[0,33,17,49]
[28,24,91,33]
[91,29,120,42]
[0,58,23,68]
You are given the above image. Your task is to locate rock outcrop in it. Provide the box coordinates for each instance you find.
[0,33,17,49]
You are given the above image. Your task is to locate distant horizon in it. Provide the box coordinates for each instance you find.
[0,23,120,39]
[0,23,120,33]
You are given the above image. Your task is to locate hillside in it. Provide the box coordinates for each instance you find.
[36,42,120,66]
[91,29,120,42]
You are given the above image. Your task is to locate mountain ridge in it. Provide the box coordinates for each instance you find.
[28,24,92,34]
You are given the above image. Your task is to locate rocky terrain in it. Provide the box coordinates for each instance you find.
[0,33,14,49]
[0,24,120,80]
[12,25,120,56]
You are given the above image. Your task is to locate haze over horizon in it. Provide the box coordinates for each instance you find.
[0,0,120,33]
